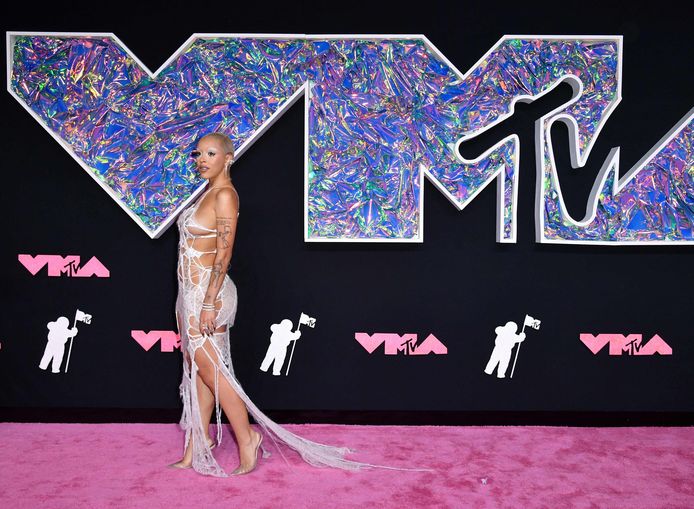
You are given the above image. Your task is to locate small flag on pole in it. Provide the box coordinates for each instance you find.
[511,314,541,379]
[299,313,316,328]
[66,309,92,372]
[286,313,316,376]
[76,309,92,324]
[523,315,541,330]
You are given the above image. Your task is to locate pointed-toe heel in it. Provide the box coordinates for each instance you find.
[231,432,263,476]
[260,441,271,459]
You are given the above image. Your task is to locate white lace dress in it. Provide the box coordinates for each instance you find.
[175,187,380,477]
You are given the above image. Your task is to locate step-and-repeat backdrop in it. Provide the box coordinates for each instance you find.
[1,4,692,416]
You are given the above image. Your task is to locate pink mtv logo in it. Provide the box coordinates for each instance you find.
[18,254,110,277]
[579,333,672,356]
[132,331,181,352]
[355,333,448,355]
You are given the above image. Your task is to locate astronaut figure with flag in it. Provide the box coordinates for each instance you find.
[260,313,316,376]
[39,308,91,374]
[484,315,541,379]
[39,316,77,373]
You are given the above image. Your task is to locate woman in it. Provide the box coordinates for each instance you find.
[168,132,377,477]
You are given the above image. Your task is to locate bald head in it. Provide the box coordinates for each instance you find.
[199,132,235,159]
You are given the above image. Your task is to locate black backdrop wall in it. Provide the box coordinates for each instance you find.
[1,0,692,423]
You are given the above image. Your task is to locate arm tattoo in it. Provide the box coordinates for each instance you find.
[203,216,234,305]
[204,261,227,305]
[216,216,233,249]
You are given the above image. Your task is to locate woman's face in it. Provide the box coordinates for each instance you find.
[192,138,231,179]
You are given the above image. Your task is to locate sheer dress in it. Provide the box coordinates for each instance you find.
[175,186,389,477]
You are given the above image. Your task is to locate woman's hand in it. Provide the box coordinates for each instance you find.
[199,308,217,336]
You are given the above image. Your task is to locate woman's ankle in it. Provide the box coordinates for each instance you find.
[238,429,258,447]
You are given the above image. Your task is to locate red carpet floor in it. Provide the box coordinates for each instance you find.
[0,423,692,508]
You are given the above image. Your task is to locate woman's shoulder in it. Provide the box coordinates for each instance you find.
[213,186,239,201]
[212,185,237,196]
[213,186,239,211]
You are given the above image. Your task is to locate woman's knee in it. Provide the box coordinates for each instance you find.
[194,358,214,384]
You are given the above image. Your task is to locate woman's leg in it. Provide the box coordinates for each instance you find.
[197,374,216,441]
[173,374,216,466]
[171,311,216,467]
[193,329,261,470]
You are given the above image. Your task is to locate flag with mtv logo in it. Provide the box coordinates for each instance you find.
[523,315,541,330]
[286,312,317,375]
[66,308,92,372]
[76,309,92,324]
[299,312,316,328]
[510,314,542,378]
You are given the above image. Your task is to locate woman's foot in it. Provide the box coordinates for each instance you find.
[167,436,216,469]
[231,429,262,475]
[167,459,192,469]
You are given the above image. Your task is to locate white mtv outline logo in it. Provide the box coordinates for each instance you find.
[7,32,691,245]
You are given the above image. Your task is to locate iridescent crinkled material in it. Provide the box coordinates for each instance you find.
[542,117,694,242]
[9,35,692,242]
[10,36,311,235]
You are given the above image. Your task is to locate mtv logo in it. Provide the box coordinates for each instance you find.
[8,32,693,244]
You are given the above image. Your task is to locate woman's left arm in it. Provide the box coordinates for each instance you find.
[200,189,238,327]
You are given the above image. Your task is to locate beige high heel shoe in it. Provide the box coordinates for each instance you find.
[167,437,216,469]
[231,430,264,476]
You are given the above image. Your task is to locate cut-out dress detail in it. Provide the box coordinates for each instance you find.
[175,187,386,477]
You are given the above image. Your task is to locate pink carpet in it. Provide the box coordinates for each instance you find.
[1,423,692,508]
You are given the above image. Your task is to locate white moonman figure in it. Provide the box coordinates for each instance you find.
[39,316,78,373]
[260,319,301,376]
[484,321,525,378]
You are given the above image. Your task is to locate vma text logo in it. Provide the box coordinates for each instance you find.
[19,254,110,277]
[579,333,672,356]
[355,333,447,355]
[132,331,180,352]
